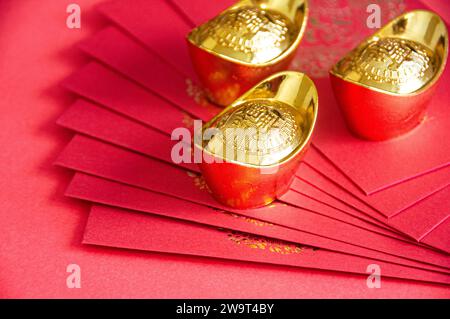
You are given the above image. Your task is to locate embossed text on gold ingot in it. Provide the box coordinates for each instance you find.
[187,0,308,106]
[329,10,448,141]
[189,6,296,64]
[203,99,306,166]
[200,72,317,168]
[331,10,448,95]
[194,71,318,209]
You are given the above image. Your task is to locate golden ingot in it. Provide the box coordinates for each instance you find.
[195,71,318,209]
[187,0,308,106]
[330,10,448,140]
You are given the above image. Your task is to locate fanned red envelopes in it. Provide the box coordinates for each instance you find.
[84,205,450,285]
[54,135,450,269]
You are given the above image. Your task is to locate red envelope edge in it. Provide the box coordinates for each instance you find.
[168,0,235,26]
[169,0,433,27]
[66,171,450,275]
[61,61,189,136]
[77,26,220,121]
[97,0,194,77]
[61,58,450,222]
[302,147,450,219]
[83,205,450,285]
[421,217,450,252]
[312,76,450,195]
[3,0,446,299]
[57,99,447,244]
[56,99,199,174]
[289,169,450,244]
[54,135,450,269]
[73,25,450,215]
[56,102,407,240]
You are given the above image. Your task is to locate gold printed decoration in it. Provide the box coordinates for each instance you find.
[227,231,317,255]
[204,99,306,166]
[338,37,437,94]
[181,112,195,128]
[185,78,219,116]
[189,6,296,64]
[186,172,211,193]
[292,0,406,78]
[221,211,274,227]
[185,78,208,105]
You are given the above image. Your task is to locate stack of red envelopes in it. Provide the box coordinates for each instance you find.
[54,0,450,286]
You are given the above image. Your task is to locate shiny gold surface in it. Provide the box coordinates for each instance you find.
[331,10,448,95]
[204,100,305,166]
[198,71,318,167]
[188,0,308,66]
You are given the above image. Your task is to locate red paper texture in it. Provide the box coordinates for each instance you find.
[67,172,449,275]
[72,23,450,246]
[56,101,403,238]
[62,62,191,134]
[302,148,450,218]
[56,87,449,250]
[83,205,450,285]
[62,61,449,222]
[169,0,235,26]
[98,0,195,76]
[312,77,450,194]
[96,0,450,194]
[78,26,220,121]
[292,164,450,246]
[2,0,449,298]
[54,135,450,270]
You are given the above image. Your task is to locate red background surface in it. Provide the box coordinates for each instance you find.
[0,0,449,298]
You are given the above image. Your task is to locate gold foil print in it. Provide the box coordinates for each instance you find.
[181,112,195,128]
[187,172,211,193]
[221,211,274,227]
[227,231,316,255]
[189,6,296,64]
[291,0,406,78]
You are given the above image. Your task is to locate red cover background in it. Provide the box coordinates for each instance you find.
[0,0,448,298]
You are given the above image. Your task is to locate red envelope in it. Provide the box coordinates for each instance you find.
[75,25,450,217]
[168,0,235,26]
[302,147,450,218]
[57,100,406,239]
[312,77,450,195]
[67,13,450,255]
[56,99,199,173]
[54,135,450,269]
[421,217,450,252]
[58,98,450,249]
[78,26,220,121]
[97,0,450,194]
[98,0,194,77]
[66,172,449,274]
[61,60,450,246]
[84,205,450,285]
[292,164,450,246]
[62,62,191,134]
